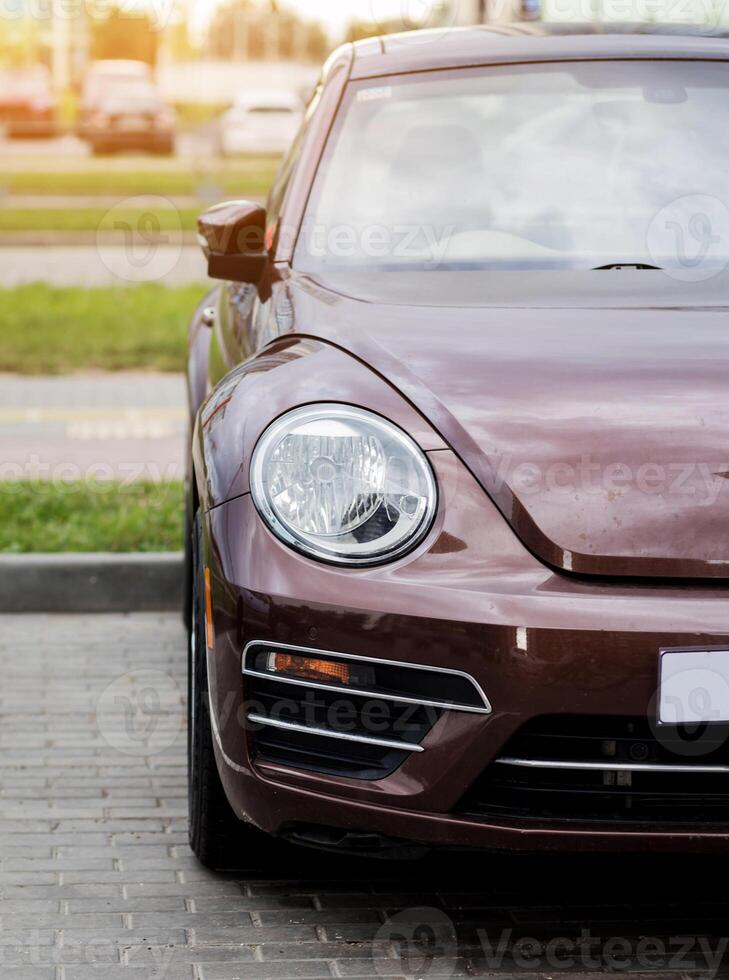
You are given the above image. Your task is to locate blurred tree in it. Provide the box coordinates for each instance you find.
[90,6,159,66]
[344,1,453,39]
[344,18,404,41]
[0,19,41,65]
[303,21,329,61]
[207,1,329,61]
[166,20,201,62]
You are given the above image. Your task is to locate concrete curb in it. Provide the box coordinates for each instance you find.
[0,553,184,613]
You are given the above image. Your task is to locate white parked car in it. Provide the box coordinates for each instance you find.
[81,60,154,111]
[218,91,303,156]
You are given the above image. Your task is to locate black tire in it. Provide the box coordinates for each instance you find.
[187,513,282,870]
[182,483,193,630]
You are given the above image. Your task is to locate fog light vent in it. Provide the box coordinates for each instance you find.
[243,640,490,780]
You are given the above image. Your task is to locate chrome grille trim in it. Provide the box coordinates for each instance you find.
[242,639,492,714]
[496,756,729,774]
[247,713,425,753]
[242,668,488,714]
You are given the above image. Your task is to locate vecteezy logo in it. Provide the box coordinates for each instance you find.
[368,0,461,42]
[96,669,184,756]
[649,659,729,758]
[96,195,183,284]
[647,194,729,282]
[373,907,458,978]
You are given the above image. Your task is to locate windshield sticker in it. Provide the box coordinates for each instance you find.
[357,86,393,103]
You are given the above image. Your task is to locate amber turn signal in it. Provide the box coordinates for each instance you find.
[204,567,215,651]
[266,652,351,685]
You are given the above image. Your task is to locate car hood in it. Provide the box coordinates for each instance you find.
[286,270,729,579]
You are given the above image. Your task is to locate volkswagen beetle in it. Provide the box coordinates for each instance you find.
[185,23,729,868]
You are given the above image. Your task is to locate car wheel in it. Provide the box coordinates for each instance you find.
[182,482,194,630]
[187,512,281,870]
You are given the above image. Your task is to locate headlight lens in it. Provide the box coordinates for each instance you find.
[250,404,437,565]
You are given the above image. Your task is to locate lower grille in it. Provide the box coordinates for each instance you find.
[243,640,489,781]
[459,716,729,824]
[248,676,438,779]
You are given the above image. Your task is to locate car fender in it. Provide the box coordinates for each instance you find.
[187,285,221,427]
[191,336,447,514]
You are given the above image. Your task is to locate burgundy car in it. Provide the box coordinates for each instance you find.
[185,24,729,868]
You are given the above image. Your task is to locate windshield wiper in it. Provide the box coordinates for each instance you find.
[592,263,663,271]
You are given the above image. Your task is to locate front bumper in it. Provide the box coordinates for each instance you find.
[5,112,57,137]
[204,452,729,853]
[86,127,173,151]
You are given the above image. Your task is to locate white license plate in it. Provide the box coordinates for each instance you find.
[659,648,729,724]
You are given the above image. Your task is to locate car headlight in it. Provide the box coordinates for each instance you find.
[250,404,437,566]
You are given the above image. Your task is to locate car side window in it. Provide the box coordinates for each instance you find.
[266,82,323,235]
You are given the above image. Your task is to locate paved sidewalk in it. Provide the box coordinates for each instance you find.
[0,246,207,287]
[1,614,728,980]
[0,373,186,482]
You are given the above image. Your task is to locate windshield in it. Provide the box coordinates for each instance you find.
[295,61,729,274]
[0,67,50,97]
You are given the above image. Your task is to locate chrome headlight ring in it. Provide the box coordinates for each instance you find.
[249,404,437,566]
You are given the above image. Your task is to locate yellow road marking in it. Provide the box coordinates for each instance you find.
[0,408,186,423]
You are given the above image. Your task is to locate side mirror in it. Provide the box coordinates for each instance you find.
[197,200,268,283]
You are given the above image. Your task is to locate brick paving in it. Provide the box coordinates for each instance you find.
[1,613,728,980]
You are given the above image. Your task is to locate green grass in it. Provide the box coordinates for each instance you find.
[0,157,280,197]
[0,481,184,553]
[0,284,207,374]
[0,207,201,234]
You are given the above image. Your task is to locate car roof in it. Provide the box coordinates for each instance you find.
[348,22,729,79]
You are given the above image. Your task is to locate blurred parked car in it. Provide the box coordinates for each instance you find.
[81,60,153,107]
[0,65,57,138]
[79,80,176,155]
[218,91,302,156]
